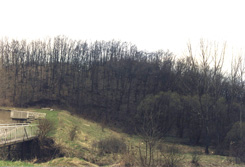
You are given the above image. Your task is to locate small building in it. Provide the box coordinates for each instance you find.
[0,109,46,123]
[0,109,15,123]
[11,110,46,123]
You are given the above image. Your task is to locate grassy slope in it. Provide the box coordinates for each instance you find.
[38,109,243,167]
[43,110,129,166]
[0,107,244,166]
[0,160,33,167]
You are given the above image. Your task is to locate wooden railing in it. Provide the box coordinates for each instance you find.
[0,123,39,146]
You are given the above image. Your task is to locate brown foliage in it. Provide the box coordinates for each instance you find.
[38,118,55,141]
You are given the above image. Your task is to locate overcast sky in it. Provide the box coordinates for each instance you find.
[0,0,245,59]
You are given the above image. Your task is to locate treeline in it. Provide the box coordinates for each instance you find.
[0,36,244,154]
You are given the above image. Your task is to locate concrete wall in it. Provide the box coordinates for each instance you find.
[0,109,15,123]
[0,109,46,123]
[11,110,46,119]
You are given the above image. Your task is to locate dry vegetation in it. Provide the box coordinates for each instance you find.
[32,108,245,167]
[0,38,244,165]
[0,107,244,166]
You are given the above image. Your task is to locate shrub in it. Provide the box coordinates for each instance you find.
[69,125,78,141]
[122,151,139,167]
[38,118,55,141]
[225,122,245,144]
[162,144,185,167]
[224,122,245,163]
[191,151,201,166]
[96,137,127,154]
[229,137,245,163]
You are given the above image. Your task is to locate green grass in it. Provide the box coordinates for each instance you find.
[52,110,131,165]
[0,160,33,166]
[39,157,98,167]
[34,109,59,126]
[0,107,244,166]
[34,109,245,167]
[34,109,59,137]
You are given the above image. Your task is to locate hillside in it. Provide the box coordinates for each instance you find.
[0,107,243,167]
[0,37,244,159]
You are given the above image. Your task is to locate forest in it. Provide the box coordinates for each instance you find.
[0,36,244,157]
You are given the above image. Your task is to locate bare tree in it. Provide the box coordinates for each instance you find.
[187,39,226,154]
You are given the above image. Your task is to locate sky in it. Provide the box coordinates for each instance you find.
[0,0,245,61]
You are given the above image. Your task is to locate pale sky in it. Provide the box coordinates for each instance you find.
[0,0,245,59]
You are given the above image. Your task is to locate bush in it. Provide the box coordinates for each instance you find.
[229,138,245,163]
[191,151,201,166]
[225,122,245,144]
[162,144,185,167]
[38,118,55,141]
[69,125,78,141]
[96,137,127,154]
[224,122,245,163]
[122,151,139,167]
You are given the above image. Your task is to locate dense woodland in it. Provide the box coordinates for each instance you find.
[0,36,244,155]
